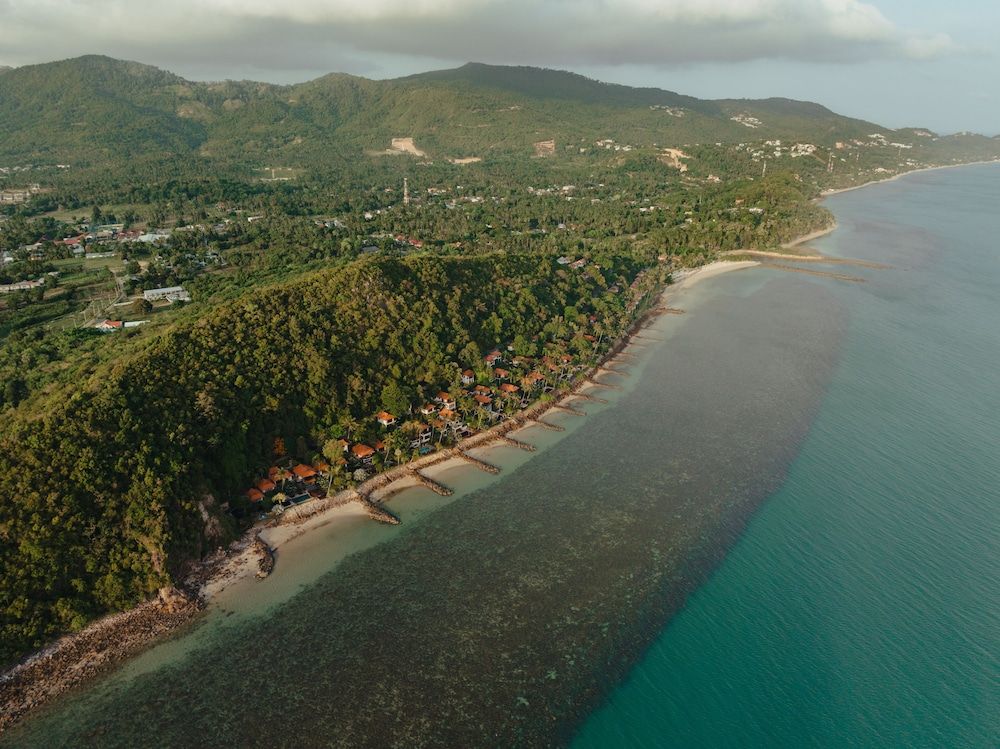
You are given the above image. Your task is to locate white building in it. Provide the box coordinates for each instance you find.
[143,286,190,303]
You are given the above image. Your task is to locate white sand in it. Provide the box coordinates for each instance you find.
[668,260,759,293]
[820,159,1000,197]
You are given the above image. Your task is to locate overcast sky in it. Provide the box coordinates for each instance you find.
[1,1,996,134]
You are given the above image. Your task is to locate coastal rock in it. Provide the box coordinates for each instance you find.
[254,536,276,579]
[157,586,190,613]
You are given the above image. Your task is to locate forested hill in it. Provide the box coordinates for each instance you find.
[1,55,997,171]
[0,252,648,663]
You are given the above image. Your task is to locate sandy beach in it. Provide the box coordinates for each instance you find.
[669,260,759,289]
[782,224,837,249]
[820,159,1000,197]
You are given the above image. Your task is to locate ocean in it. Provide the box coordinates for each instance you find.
[5,164,999,747]
[574,164,1000,748]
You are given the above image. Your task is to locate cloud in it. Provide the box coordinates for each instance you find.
[0,0,957,79]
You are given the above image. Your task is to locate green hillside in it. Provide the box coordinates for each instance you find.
[2,56,995,172]
[0,252,649,663]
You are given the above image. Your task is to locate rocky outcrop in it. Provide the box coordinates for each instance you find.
[0,589,203,732]
[254,536,275,579]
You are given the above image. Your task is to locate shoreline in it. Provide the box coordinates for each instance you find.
[782,223,838,249]
[0,258,757,734]
[819,158,1000,198]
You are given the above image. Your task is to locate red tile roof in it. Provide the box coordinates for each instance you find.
[291,464,317,479]
[256,478,276,492]
[351,444,375,458]
[246,488,264,502]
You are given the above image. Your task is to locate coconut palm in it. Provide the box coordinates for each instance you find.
[339,414,361,441]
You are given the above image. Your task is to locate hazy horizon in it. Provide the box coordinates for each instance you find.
[0,1,997,136]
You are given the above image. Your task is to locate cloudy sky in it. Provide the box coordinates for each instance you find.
[1,0,996,133]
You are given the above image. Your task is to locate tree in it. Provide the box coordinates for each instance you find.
[339,415,361,441]
[322,438,344,464]
[132,298,153,315]
[380,381,410,416]
[3,377,28,407]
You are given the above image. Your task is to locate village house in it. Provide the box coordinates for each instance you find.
[410,424,433,449]
[143,286,191,303]
[461,369,475,385]
[291,464,318,483]
[435,391,457,409]
[523,371,545,389]
[0,279,45,294]
[376,411,397,427]
[351,444,376,464]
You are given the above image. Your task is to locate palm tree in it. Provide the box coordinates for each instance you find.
[400,419,423,437]
[327,463,344,495]
[340,414,361,441]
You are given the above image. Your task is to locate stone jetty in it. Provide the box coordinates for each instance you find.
[531,419,565,432]
[456,451,502,474]
[499,435,536,452]
[409,469,454,496]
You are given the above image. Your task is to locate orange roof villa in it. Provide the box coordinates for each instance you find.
[351,444,376,459]
[291,464,317,481]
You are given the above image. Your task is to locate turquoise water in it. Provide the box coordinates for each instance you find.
[574,164,1000,748]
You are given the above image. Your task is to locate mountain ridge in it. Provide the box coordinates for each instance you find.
[3,55,994,170]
